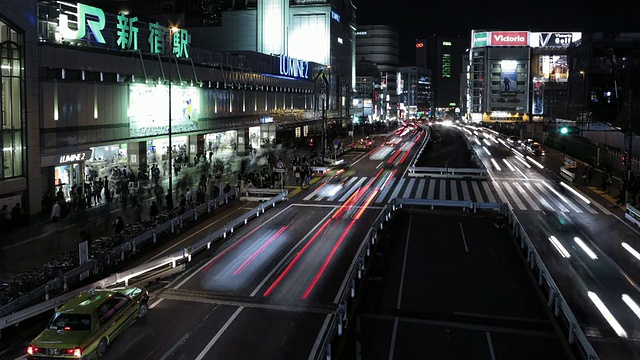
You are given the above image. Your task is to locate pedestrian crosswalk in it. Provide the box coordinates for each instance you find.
[302,176,612,215]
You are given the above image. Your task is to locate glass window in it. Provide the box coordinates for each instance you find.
[0,18,24,179]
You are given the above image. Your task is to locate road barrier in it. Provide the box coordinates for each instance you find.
[0,190,289,336]
[312,197,599,360]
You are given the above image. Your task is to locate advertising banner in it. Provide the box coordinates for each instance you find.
[540,55,569,82]
[500,66,517,95]
[532,80,544,115]
[530,32,582,48]
[129,84,200,137]
[491,31,529,46]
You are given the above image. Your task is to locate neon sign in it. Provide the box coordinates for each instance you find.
[278,55,309,79]
[50,2,191,58]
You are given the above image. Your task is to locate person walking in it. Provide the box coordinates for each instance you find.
[149,201,159,223]
[51,200,61,222]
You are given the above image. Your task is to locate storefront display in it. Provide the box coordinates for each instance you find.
[204,130,237,152]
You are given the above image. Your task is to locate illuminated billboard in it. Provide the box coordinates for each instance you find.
[537,55,568,82]
[530,32,582,48]
[129,84,200,137]
[471,30,529,47]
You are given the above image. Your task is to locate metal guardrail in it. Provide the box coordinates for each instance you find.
[311,197,599,360]
[506,208,599,360]
[0,190,289,335]
[625,203,640,228]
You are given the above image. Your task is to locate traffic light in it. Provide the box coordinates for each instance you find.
[560,126,569,135]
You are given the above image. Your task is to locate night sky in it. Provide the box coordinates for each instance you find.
[354,0,640,66]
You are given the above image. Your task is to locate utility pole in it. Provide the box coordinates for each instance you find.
[625,88,633,204]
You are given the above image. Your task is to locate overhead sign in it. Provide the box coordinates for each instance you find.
[261,116,274,124]
[491,31,529,46]
[530,32,582,48]
[278,54,309,79]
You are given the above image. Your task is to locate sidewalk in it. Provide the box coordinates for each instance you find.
[540,146,626,210]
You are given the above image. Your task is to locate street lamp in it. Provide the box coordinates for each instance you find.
[166,26,179,210]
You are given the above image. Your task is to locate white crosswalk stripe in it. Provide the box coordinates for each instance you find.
[375,178,396,203]
[302,176,610,215]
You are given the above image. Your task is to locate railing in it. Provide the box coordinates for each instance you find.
[0,190,289,335]
[625,203,640,228]
[311,197,599,360]
[506,208,599,360]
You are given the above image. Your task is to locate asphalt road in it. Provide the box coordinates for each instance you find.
[3,126,429,360]
[466,125,640,359]
[339,209,571,360]
[416,124,477,168]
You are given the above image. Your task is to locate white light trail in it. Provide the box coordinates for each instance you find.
[622,294,640,320]
[622,242,640,261]
[511,148,525,158]
[483,146,492,156]
[588,291,627,338]
[514,155,532,168]
[525,156,545,169]
[559,182,591,204]
[490,158,502,171]
[502,159,516,171]
[574,237,598,260]
[549,236,571,258]
[482,138,492,146]
[474,138,482,145]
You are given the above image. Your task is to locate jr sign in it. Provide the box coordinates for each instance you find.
[52,1,191,58]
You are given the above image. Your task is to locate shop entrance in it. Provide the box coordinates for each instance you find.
[54,163,83,201]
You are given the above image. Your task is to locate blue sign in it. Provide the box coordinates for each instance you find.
[331,11,341,22]
[278,55,309,80]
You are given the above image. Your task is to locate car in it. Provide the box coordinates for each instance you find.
[529,142,545,156]
[354,138,373,151]
[27,287,149,360]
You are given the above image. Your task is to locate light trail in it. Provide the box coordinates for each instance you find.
[233,226,288,275]
[263,219,332,297]
[200,224,263,272]
[588,291,627,338]
[302,219,357,299]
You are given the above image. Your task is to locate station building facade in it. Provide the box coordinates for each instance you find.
[0,0,323,216]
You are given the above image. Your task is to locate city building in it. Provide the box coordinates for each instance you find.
[355,25,399,121]
[415,35,466,120]
[467,30,580,123]
[397,66,432,119]
[0,0,323,216]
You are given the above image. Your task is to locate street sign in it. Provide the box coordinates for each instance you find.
[275,168,285,173]
[333,138,339,146]
[334,144,338,149]
[277,161,284,169]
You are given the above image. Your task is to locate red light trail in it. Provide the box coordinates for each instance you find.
[233,226,288,275]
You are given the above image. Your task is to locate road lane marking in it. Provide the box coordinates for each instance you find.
[450,180,458,200]
[397,214,411,308]
[415,179,426,199]
[402,178,415,198]
[461,180,471,201]
[502,182,527,210]
[486,332,496,360]
[481,181,496,203]
[195,306,244,360]
[471,181,485,203]
[459,222,469,252]
[389,178,405,200]
[376,178,396,203]
[439,180,446,199]
[427,179,436,199]
[513,182,541,211]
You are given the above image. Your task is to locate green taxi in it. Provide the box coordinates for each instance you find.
[27,287,149,359]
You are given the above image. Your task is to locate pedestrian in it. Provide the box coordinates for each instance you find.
[149,201,159,223]
[51,200,61,222]
[114,216,125,234]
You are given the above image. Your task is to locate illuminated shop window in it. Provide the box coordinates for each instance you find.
[0,19,25,179]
